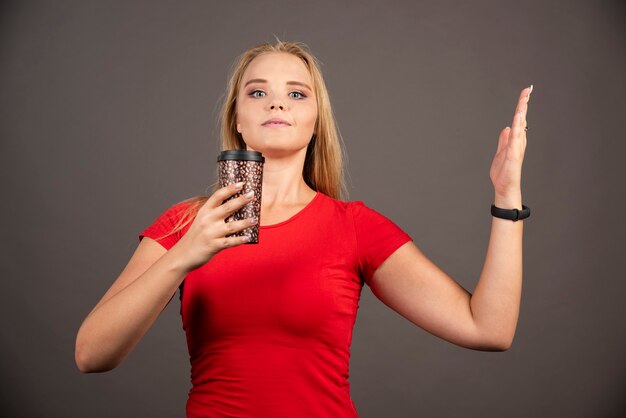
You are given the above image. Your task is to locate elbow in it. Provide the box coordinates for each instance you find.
[487,339,513,352]
[74,345,93,373]
[75,347,117,373]
[75,336,118,373]
[74,351,95,374]
[468,329,515,352]
[482,333,515,352]
[75,354,95,374]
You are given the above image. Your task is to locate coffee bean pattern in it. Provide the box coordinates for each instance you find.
[218,160,264,243]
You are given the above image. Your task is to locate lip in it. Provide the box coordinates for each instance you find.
[262,118,291,127]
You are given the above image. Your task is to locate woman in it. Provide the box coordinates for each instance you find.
[75,40,532,417]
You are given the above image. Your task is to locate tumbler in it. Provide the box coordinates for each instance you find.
[217,150,264,243]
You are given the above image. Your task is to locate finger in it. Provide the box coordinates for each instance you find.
[522,106,528,151]
[219,189,255,217]
[521,86,532,150]
[510,87,531,145]
[220,235,253,249]
[223,216,258,236]
[206,182,246,209]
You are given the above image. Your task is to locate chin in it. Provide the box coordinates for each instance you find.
[245,139,311,156]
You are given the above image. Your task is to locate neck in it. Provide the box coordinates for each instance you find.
[252,147,314,206]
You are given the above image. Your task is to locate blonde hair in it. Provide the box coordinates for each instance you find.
[156,40,348,240]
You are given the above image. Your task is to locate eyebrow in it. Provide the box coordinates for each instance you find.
[243,78,313,91]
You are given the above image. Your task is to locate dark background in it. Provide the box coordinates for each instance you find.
[2,0,625,417]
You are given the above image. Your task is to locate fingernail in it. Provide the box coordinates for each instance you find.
[527,85,533,102]
[245,191,254,199]
[235,182,244,189]
[248,217,258,224]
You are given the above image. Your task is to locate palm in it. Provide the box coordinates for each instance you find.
[489,86,532,197]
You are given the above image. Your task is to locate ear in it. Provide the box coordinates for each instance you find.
[236,122,242,133]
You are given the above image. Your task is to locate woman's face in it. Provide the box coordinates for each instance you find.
[236,52,318,157]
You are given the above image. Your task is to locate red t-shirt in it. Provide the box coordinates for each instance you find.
[139,190,412,417]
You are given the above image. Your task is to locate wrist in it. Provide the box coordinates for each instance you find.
[494,192,522,209]
[164,244,195,275]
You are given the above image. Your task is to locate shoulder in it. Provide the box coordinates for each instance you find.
[331,194,388,218]
[316,192,390,221]
[167,199,197,217]
[159,197,203,218]
[316,191,366,213]
[144,197,203,231]
[315,193,402,235]
[324,195,412,285]
[139,197,202,249]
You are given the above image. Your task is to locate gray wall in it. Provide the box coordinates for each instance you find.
[2,0,625,417]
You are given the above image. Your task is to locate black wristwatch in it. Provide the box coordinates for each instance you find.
[491,204,531,221]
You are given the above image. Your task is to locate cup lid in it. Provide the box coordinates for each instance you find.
[217,150,265,163]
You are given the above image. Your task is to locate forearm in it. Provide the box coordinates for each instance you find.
[470,192,524,350]
[75,247,190,372]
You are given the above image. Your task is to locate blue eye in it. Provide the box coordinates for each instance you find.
[250,90,266,98]
[289,91,306,99]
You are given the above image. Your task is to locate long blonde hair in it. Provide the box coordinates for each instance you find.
[158,40,348,239]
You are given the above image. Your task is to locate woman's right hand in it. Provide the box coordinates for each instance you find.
[75,182,257,373]
[172,181,257,272]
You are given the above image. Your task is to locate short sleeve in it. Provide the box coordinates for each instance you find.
[138,201,190,250]
[350,201,413,286]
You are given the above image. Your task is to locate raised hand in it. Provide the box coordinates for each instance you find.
[489,86,533,207]
[173,182,258,272]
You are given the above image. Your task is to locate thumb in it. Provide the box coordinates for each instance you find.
[496,127,511,155]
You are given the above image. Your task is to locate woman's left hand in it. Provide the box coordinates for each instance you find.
[489,86,533,205]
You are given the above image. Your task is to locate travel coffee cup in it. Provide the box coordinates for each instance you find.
[217,150,264,244]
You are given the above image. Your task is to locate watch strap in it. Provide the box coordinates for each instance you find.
[491,204,530,221]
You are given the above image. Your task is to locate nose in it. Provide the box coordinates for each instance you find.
[268,95,286,111]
